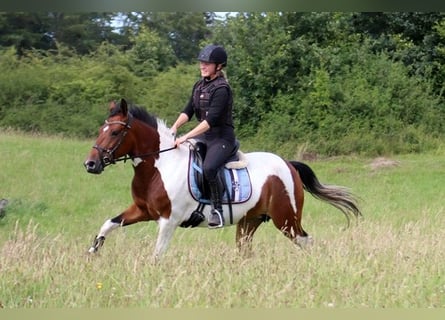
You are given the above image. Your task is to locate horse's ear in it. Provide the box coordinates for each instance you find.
[120,98,128,116]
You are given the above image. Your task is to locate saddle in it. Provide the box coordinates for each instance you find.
[180,139,252,228]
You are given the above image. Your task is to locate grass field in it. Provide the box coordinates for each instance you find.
[1,131,444,308]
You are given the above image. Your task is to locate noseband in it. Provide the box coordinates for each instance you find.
[93,114,133,167]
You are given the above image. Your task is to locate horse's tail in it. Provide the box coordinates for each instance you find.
[289,161,362,226]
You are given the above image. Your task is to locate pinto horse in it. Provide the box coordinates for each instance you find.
[84,99,361,260]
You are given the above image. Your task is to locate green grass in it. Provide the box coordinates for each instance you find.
[1,131,444,307]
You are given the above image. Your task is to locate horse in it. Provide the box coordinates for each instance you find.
[84,98,362,261]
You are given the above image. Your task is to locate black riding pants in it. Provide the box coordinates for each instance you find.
[202,139,235,182]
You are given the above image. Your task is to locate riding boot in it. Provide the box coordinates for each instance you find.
[208,177,225,228]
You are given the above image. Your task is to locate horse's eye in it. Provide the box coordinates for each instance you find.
[111,130,120,136]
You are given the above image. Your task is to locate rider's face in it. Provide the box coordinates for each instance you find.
[199,61,219,79]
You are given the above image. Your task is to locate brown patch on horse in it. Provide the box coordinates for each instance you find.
[145,170,172,220]
[236,215,264,252]
[108,158,172,227]
[92,99,171,225]
[116,203,151,226]
[239,169,307,246]
[127,137,171,221]
[235,179,271,250]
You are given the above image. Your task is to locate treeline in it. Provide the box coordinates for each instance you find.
[1,12,445,157]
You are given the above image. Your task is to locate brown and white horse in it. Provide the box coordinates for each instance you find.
[84,99,361,260]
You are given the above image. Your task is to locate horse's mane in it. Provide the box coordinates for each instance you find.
[113,100,171,138]
[128,105,158,130]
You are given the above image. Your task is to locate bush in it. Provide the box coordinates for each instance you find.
[1,31,444,156]
[251,39,444,157]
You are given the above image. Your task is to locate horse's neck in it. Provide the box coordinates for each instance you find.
[126,120,159,173]
[132,119,184,168]
[157,121,175,151]
[157,121,190,170]
[132,118,188,172]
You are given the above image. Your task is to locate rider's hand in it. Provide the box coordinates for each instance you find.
[175,135,188,148]
[170,126,177,137]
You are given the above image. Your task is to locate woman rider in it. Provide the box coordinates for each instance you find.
[171,44,237,229]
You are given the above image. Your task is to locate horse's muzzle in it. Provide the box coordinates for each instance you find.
[84,159,104,174]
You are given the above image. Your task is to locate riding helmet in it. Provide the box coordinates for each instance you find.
[197,44,227,67]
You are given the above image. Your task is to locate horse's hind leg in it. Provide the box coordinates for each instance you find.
[88,203,149,253]
[268,173,312,249]
[272,208,312,249]
[270,206,311,249]
[236,215,264,256]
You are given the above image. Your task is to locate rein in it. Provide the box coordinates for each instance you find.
[113,145,177,163]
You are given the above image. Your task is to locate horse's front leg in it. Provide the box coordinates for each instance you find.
[88,203,148,253]
[152,216,178,262]
[88,218,121,253]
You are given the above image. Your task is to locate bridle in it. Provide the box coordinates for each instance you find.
[93,114,133,167]
[93,113,176,168]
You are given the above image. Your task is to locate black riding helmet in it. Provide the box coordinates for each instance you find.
[197,44,227,67]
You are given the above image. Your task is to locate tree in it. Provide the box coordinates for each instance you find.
[0,12,56,54]
[126,26,177,77]
[115,12,211,63]
[0,12,127,55]
[349,12,445,94]
[208,12,348,135]
[433,17,445,97]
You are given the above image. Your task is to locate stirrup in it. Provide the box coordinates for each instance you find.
[208,209,224,229]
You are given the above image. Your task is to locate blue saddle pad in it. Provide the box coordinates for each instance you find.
[188,153,252,204]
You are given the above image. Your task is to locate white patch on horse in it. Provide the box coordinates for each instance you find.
[87,219,120,253]
[98,219,120,237]
[103,125,110,132]
[154,120,196,223]
[132,157,143,167]
[281,165,298,213]
[153,216,179,259]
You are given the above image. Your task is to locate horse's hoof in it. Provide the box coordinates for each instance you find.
[88,235,105,253]
[88,247,97,254]
[295,235,313,249]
